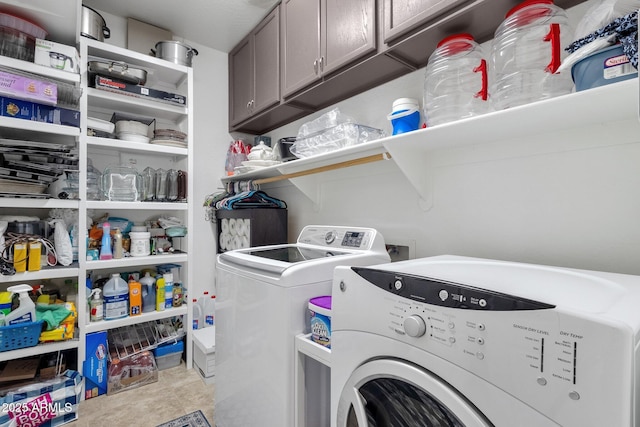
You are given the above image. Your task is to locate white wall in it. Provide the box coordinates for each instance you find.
[94,11,227,297]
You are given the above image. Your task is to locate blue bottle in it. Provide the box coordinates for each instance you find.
[99,222,113,260]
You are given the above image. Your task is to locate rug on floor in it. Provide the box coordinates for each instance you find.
[156,410,212,427]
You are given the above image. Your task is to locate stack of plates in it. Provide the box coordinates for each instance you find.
[115,120,150,143]
[151,129,188,148]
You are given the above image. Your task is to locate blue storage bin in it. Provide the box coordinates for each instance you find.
[153,339,183,357]
[572,44,637,92]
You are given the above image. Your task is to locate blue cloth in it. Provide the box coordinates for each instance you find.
[566,11,638,69]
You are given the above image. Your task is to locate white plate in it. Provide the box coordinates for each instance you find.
[241,160,281,167]
[117,133,151,143]
[150,139,188,148]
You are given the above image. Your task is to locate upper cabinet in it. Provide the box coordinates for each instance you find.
[282,0,376,98]
[229,6,280,126]
[382,0,468,44]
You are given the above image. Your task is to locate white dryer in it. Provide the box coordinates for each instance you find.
[215,225,390,427]
[331,255,640,427]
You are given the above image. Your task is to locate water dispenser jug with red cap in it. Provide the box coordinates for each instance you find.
[490,0,573,110]
[424,33,491,126]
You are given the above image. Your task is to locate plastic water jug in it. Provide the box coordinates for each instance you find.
[103,273,129,320]
[140,272,156,313]
[424,33,491,126]
[490,0,573,110]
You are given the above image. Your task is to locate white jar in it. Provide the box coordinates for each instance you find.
[129,231,151,257]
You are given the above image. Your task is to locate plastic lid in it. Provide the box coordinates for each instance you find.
[437,33,474,48]
[309,295,332,310]
[392,98,419,108]
[505,0,554,20]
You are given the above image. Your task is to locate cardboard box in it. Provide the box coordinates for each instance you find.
[83,331,108,399]
[34,39,80,74]
[93,75,186,106]
[107,350,158,395]
[0,70,58,105]
[0,95,80,127]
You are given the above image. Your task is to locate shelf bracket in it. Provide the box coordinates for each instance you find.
[383,143,434,211]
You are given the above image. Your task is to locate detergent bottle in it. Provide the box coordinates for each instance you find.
[156,275,166,312]
[103,273,128,320]
[140,272,156,313]
[4,284,36,325]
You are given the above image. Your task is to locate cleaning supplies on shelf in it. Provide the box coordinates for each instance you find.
[2,284,36,325]
[204,294,215,326]
[103,273,128,320]
[113,227,123,259]
[163,273,173,309]
[129,280,142,316]
[99,222,113,260]
[89,288,103,322]
[155,275,166,312]
[192,298,202,330]
[140,272,156,313]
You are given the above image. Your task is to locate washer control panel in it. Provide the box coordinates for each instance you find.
[297,226,375,250]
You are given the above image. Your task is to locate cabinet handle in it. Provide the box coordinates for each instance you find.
[313,59,318,75]
[251,99,255,111]
[319,56,324,72]
[247,101,251,111]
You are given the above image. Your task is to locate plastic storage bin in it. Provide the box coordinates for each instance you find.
[153,340,184,370]
[0,321,43,352]
[572,44,637,92]
[193,327,215,384]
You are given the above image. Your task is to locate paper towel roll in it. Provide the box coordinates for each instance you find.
[240,236,250,249]
[221,218,229,234]
[223,233,232,251]
[237,219,249,237]
[219,232,226,251]
[228,218,237,236]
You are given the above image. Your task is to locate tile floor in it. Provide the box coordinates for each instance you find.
[74,362,214,426]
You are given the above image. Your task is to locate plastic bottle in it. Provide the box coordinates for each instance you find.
[89,288,104,322]
[129,281,142,316]
[490,0,573,110]
[192,298,202,330]
[103,273,129,320]
[156,276,166,312]
[113,228,123,259]
[163,273,174,309]
[424,33,491,126]
[4,284,36,325]
[99,222,113,260]
[204,295,216,327]
[172,282,183,308]
[140,272,156,313]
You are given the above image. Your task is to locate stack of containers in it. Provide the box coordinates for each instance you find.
[424,33,491,126]
[490,0,573,110]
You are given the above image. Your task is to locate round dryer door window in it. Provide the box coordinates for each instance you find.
[337,359,492,427]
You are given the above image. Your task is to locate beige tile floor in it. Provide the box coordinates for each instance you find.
[73,362,214,427]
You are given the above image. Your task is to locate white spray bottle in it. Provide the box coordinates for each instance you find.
[89,288,104,322]
[4,284,36,325]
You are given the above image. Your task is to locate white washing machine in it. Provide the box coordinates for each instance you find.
[215,225,390,427]
[331,255,640,427]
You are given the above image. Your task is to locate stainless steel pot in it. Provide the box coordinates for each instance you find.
[153,40,198,67]
[81,5,110,41]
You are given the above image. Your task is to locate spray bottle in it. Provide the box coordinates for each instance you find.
[4,284,36,325]
[100,222,113,260]
[89,288,104,322]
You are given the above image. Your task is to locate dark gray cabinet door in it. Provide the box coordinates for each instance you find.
[253,7,280,115]
[229,6,280,127]
[229,36,253,126]
[323,0,376,75]
[282,0,322,97]
[383,0,468,43]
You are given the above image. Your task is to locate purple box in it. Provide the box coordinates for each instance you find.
[0,70,58,105]
[0,96,80,127]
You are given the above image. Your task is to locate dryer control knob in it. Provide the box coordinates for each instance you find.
[404,315,426,338]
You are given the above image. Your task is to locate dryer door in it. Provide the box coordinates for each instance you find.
[338,359,493,427]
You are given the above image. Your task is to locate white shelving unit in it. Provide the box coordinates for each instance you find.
[78,36,194,369]
[0,0,193,373]
[0,0,81,364]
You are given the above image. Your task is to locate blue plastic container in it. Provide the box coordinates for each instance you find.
[388,98,421,135]
[572,44,637,92]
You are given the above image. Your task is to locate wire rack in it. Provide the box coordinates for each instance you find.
[107,318,184,361]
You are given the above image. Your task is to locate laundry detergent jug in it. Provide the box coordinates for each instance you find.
[424,33,491,126]
[490,0,573,110]
[103,273,129,320]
